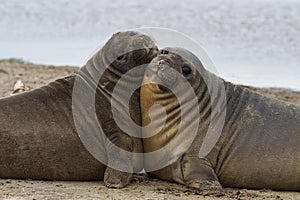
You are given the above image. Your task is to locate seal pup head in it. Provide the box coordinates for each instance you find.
[143,47,204,92]
[104,31,158,73]
[86,31,158,82]
[141,47,208,156]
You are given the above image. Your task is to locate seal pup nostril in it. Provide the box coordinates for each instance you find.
[128,31,137,36]
[160,49,169,55]
[158,64,165,71]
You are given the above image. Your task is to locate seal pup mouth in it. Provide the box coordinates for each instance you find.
[147,46,159,61]
[156,59,178,90]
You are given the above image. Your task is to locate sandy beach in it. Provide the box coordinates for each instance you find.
[0,59,299,199]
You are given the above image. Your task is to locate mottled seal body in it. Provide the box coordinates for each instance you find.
[141,47,300,192]
[0,31,158,188]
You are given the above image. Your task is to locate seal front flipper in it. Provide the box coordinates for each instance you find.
[102,119,134,188]
[104,167,132,188]
[103,144,133,188]
[182,155,223,195]
[103,141,134,188]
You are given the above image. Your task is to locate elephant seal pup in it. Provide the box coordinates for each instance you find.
[0,31,158,188]
[141,47,300,194]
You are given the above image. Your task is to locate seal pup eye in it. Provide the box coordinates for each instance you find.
[182,64,192,75]
[160,49,169,55]
[117,52,125,60]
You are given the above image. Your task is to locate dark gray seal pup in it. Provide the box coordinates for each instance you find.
[0,31,158,188]
[141,47,300,194]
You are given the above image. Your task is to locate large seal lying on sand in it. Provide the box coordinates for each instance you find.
[141,47,300,193]
[0,31,158,188]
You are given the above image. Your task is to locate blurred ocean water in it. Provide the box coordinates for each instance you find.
[0,0,299,89]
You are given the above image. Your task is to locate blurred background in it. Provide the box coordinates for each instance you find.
[0,0,299,89]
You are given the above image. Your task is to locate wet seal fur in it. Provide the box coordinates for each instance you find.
[0,31,158,188]
[141,47,300,194]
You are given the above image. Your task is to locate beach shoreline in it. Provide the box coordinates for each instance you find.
[0,59,299,199]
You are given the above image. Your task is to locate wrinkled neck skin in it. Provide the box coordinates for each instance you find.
[77,47,145,144]
[182,68,228,163]
[76,49,122,99]
[194,69,251,166]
